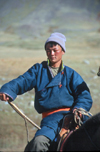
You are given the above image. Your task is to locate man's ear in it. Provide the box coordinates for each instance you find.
[62,51,65,55]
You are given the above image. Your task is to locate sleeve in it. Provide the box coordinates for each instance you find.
[71,71,93,111]
[0,64,39,101]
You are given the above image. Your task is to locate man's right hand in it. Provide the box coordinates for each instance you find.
[0,93,10,101]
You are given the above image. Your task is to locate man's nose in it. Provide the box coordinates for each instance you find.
[51,50,55,55]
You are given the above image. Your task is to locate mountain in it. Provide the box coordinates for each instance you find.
[0,0,100,39]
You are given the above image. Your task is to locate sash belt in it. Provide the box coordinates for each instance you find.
[42,107,71,118]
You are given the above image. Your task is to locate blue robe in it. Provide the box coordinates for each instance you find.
[0,61,93,141]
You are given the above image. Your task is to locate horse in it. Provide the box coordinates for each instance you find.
[57,112,100,151]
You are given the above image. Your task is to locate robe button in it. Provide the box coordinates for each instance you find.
[59,84,62,88]
[61,71,64,75]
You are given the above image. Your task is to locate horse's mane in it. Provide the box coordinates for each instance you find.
[62,112,100,151]
[83,112,100,126]
[72,112,100,138]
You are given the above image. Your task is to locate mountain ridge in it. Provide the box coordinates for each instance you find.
[0,0,100,38]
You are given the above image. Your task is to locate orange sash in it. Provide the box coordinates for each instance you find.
[42,107,71,118]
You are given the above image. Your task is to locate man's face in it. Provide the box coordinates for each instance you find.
[45,43,65,67]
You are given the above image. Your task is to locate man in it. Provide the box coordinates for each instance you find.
[0,33,93,151]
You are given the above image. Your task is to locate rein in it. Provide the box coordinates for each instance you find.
[73,108,92,126]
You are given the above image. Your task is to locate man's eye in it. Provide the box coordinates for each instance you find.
[54,50,58,52]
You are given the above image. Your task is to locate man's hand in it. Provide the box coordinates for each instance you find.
[0,93,10,101]
[73,108,83,121]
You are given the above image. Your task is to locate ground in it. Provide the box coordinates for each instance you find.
[0,21,100,151]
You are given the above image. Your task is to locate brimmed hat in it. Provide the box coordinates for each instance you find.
[45,32,66,52]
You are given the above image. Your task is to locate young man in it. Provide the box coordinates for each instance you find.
[0,33,93,151]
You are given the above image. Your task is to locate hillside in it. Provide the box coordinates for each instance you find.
[0,0,100,39]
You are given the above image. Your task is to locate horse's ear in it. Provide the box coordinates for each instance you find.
[97,66,100,76]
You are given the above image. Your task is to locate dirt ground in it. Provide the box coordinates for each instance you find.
[0,28,100,151]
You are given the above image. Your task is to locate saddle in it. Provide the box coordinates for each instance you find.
[57,113,79,151]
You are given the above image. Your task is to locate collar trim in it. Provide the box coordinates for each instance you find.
[47,59,64,71]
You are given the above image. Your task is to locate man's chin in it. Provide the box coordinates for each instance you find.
[50,60,56,64]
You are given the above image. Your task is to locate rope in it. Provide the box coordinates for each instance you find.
[24,117,29,144]
[8,101,41,130]
[73,108,92,126]
[57,130,74,152]
[57,130,73,151]
[8,101,41,143]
